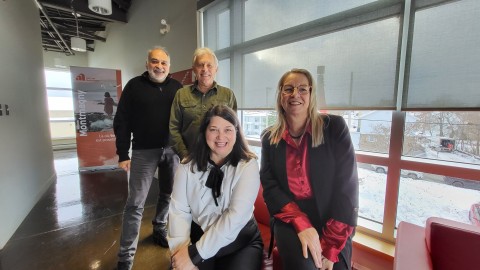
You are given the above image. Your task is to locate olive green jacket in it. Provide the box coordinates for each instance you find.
[169,81,237,160]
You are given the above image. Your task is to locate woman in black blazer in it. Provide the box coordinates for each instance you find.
[260,68,359,270]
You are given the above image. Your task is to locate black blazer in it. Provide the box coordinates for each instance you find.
[260,114,359,228]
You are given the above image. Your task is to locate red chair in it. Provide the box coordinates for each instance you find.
[394,217,480,270]
[254,186,282,270]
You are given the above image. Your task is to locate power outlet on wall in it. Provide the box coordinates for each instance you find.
[0,104,10,116]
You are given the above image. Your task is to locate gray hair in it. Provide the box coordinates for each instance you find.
[146,46,170,63]
[192,47,218,66]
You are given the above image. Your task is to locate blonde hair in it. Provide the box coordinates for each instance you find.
[266,68,324,147]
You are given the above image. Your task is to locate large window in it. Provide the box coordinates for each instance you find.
[396,111,480,227]
[201,0,480,243]
[45,69,76,141]
[243,17,399,109]
[240,109,480,238]
[244,0,377,41]
[406,0,480,109]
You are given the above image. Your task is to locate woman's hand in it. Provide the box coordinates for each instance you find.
[170,246,196,270]
[297,227,323,268]
[320,256,334,270]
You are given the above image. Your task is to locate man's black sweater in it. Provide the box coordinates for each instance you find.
[113,71,182,162]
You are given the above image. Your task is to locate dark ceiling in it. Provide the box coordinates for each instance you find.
[36,0,132,55]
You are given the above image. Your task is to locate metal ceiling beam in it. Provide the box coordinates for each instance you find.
[37,0,131,55]
[35,0,73,55]
[39,0,128,23]
[42,38,95,46]
[40,30,104,43]
[49,21,107,32]
[56,29,107,42]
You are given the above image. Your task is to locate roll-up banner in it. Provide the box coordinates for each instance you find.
[71,66,122,170]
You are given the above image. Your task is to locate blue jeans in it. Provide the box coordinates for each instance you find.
[118,147,179,262]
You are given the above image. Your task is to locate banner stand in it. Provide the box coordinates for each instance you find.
[71,66,122,170]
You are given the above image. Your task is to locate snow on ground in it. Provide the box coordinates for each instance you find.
[358,168,480,227]
[358,146,480,227]
[424,147,480,164]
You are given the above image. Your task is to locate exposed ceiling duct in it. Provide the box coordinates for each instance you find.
[35,0,132,55]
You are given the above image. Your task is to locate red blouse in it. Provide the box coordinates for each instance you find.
[273,126,354,262]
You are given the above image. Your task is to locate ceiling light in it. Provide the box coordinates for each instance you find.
[88,0,112,15]
[71,36,86,52]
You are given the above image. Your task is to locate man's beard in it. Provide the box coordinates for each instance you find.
[148,69,167,83]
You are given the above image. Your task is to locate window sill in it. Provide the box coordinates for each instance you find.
[353,231,395,261]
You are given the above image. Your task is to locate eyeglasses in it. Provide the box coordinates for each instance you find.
[281,85,311,96]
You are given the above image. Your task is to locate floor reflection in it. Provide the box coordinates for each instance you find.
[0,149,171,270]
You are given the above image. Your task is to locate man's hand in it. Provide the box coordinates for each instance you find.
[171,246,197,270]
[118,160,131,172]
[297,227,323,268]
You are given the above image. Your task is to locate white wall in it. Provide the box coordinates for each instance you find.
[0,0,198,250]
[0,0,56,249]
[89,0,198,86]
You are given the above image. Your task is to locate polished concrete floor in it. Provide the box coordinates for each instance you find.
[0,149,171,270]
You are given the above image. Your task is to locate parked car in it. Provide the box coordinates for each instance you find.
[443,176,480,191]
[370,165,424,179]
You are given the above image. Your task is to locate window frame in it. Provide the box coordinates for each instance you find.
[200,0,480,243]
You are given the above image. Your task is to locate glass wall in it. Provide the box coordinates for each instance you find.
[239,108,480,236]
[243,18,399,109]
[202,0,480,242]
[407,0,480,109]
[244,0,377,41]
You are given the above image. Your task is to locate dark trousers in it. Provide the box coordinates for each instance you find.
[274,199,352,270]
[118,147,179,262]
[190,218,264,270]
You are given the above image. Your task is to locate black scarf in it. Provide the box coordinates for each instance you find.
[205,159,225,206]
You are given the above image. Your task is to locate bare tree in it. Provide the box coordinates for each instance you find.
[455,112,480,155]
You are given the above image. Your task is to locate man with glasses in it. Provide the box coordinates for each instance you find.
[114,46,183,270]
[169,47,237,161]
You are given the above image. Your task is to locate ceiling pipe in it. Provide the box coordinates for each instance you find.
[71,0,87,52]
[34,0,74,55]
